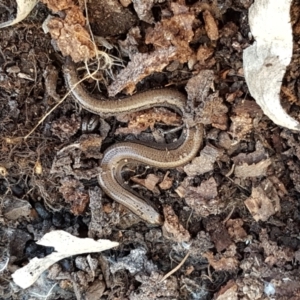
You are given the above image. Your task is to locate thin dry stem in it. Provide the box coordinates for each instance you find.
[159,251,190,283]
[24,0,120,140]
[23,66,98,140]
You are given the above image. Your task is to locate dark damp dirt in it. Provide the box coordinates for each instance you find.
[1,0,300,299]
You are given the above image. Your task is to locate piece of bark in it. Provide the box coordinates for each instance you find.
[162,205,190,242]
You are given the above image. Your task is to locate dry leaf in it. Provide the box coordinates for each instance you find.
[47,17,96,62]
[244,186,275,222]
[196,46,214,63]
[230,100,263,140]
[215,280,238,300]
[145,8,195,63]
[50,134,102,180]
[12,231,118,289]
[205,216,232,252]
[243,0,300,130]
[184,145,223,177]
[3,196,32,220]
[203,249,238,271]
[225,219,248,242]
[162,205,190,242]
[132,0,155,23]
[234,159,272,178]
[232,141,272,178]
[108,48,177,96]
[185,70,215,103]
[159,172,173,190]
[184,177,224,217]
[131,173,160,192]
[40,0,74,12]
[119,27,142,59]
[260,229,294,267]
[193,93,228,130]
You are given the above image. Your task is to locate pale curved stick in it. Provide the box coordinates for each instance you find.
[243,0,300,131]
[0,0,37,28]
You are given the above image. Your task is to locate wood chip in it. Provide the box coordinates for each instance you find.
[162,205,190,242]
[131,173,160,192]
[203,10,219,41]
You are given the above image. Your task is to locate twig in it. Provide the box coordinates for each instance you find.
[186,208,193,229]
[159,251,190,283]
[222,206,235,224]
[23,69,97,140]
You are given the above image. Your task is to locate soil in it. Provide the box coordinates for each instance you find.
[1,0,300,299]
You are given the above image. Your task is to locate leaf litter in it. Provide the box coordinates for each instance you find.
[1,0,300,299]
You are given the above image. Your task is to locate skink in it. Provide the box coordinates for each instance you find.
[63,57,203,225]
